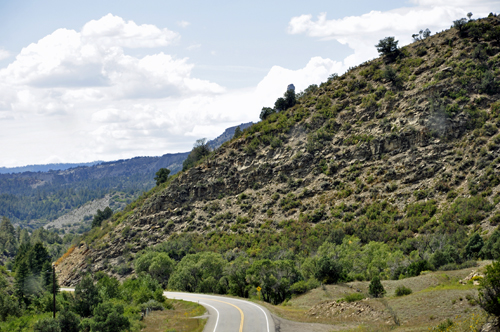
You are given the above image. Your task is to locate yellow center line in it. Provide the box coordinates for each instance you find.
[181,294,244,332]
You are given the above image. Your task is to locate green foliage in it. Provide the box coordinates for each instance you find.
[464,233,484,259]
[13,242,52,306]
[481,228,500,259]
[92,206,113,228]
[33,317,61,332]
[395,285,412,296]
[246,259,301,304]
[260,107,276,121]
[314,255,344,284]
[375,37,400,58]
[182,138,211,171]
[289,278,320,295]
[280,193,301,211]
[134,251,175,287]
[87,302,131,332]
[403,200,437,232]
[95,272,121,301]
[0,287,21,321]
[453,18,467,33]
[154,168,170,186]
[57,307,80,332]
[407,260,432,277]
[167,252,227,294]
[368,275,385,298]
[441,195,493,226]
[341,293,365,302]
[74,274,101,317]
[233,126,242,139]
[479,260,500,317]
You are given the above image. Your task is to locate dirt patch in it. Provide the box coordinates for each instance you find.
[307,299,393,325]
[272,314,345,332]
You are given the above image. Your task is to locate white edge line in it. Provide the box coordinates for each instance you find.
[199,301,219,332]
[193,294,270,332]
[232,298,270,332]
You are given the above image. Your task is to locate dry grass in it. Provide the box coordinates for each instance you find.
[140,299,207,332]
[272,264,492,332]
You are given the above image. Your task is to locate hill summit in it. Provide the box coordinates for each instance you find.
[58,15,500,289]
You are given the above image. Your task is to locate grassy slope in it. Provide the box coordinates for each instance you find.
[264,262,491,331]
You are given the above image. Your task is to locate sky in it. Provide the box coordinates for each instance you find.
[0,0,498,167]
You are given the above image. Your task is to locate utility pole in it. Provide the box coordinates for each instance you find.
[53,264,56,319]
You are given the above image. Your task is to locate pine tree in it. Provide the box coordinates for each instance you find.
[74,274,101,317]
[369,275,386,298]
[14,260,31,305]
[29,242,50,276]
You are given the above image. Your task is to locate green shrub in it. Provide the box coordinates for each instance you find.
[33,317,61,332]
[341,292,365,302]
[395,285,412,296]
[479,260,500,317]
[441,196,493,225]
[369,275,386,298]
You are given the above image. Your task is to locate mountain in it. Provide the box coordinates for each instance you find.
[57,14,500,299]
[0,152,190,229]
[207,122,253,150]
[0,161,104,174]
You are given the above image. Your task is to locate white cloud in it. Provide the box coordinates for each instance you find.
[82,14,179,48]
[7,1,496,167]
[0,49,10,61]
[288,1,497,68]
[187,44,201,50]
[177,20,191,28]
[256,57,343,101]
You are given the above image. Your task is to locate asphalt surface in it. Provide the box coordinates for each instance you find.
[61,288,275,332]
[164,291,275,332]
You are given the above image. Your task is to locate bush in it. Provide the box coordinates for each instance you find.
[139,299,164,311]
[341,293,365,302]
[395,285,412,296]
[89,302,131,332]
[479,260,500,317]
[33,317,61,332]
[314,256,344,284]
[407,260,432,277]
[260,107,275,121]
[369,276,386,298]
[57,307,80,332]
[154,168,170,186]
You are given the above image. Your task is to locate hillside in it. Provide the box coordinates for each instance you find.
[0,152,189,229]
[58,14,500,316]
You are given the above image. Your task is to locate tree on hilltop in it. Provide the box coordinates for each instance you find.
[375,37,400,58]
[182,138,211,171]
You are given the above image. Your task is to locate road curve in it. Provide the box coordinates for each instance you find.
[164,291,275,332]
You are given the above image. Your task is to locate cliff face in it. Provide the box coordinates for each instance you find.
[57,16,500,285]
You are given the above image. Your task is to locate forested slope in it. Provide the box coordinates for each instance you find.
[0,153,189,228]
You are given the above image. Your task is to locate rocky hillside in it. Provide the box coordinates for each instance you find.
[58,15,500,285]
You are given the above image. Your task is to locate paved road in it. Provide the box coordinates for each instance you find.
[164,291,275,332]
[62,288,274,332]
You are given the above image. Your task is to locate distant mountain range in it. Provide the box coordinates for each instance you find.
[0,161,104,174]
[0,122,253,229]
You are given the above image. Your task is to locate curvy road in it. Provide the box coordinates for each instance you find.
[164,291,276,332]
[61,288,275,332]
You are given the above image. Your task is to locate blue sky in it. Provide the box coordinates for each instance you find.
[0,0,497,166]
